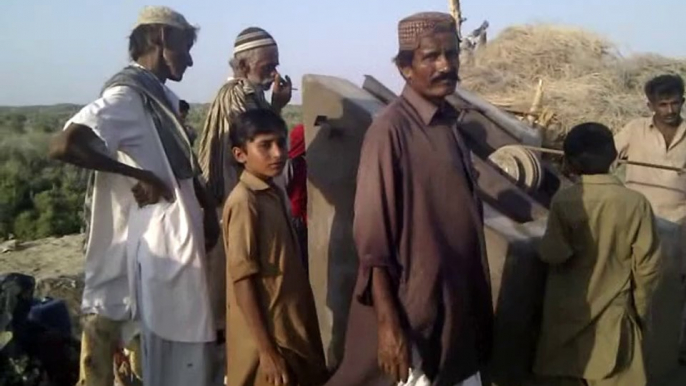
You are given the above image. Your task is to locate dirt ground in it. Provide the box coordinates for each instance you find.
[0,234,85,334]
[1,233,685,386]
[0,234,84,279]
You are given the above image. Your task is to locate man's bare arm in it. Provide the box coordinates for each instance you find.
[193,178,220,250]
[233,277,290,386]
[49,123,172,202]
[371,267,410,383]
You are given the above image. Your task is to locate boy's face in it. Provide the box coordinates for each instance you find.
[233,132,288,180]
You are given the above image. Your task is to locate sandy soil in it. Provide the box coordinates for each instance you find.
[0,234,85,279]
[1,233,684,386]
[0,234,85,334]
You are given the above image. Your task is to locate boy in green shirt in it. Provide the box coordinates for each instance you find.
[534,122,662,386]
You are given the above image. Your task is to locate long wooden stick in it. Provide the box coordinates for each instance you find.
[521,145,685,173]
[448,0,463,40]
[526,79,544,125]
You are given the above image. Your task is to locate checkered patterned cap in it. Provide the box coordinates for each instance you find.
[398,12,456,51]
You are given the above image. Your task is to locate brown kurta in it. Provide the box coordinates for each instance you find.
[223,171,327,386]
[325,86,493,386]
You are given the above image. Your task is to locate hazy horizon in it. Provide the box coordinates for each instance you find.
[2,0,685,106]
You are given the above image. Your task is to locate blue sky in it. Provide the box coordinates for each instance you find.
[1,0,684,106]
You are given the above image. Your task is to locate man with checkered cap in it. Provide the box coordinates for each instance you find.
[324,12,492,386]
[49,6,220,386]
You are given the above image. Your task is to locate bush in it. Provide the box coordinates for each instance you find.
[13,211,37,240]
[0,108,87,240]
[0,103,301,241]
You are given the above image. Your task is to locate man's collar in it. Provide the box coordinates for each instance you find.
[401,85,445,125]
[579,174,621,185]
[240,170,271,191]
[649,115,686,149]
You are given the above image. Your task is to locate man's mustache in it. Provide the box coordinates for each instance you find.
[431,72,460,83]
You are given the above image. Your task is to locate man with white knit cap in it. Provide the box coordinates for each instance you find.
[198,27,292,207]
[196,27,293,363]
[49,6,219,386]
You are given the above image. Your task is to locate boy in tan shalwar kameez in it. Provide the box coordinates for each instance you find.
[534,122,662,386]
[222,109,327,386]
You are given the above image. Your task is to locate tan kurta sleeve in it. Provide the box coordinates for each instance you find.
[538,197,574,265]
[223,190,261,282]
[630,197,662,323]
[352,123,400,304]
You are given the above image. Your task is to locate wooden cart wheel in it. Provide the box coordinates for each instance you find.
[487,145,543,191]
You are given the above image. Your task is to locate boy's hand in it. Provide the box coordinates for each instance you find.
[259,348,291,386]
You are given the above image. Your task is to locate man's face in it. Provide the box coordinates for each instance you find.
[649,94,684,127]
[245,46,280,89]
[400,31,460,101]
[233,132,288,180]
[162,28,194,82]
[179,110,188,123]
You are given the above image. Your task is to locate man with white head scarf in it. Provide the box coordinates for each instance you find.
[49,6,219,386]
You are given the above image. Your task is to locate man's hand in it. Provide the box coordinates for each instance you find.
[258,348,291,386]
[271,73,292,112]
[131,171,173,207]
[204,209,220,251]
[377,319,410,384]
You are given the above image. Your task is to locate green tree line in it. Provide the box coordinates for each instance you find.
[0,104,302,241]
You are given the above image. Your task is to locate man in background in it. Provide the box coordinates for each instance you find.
[614,74,686,365]
[198,26,292,204]
[615,74,686,224]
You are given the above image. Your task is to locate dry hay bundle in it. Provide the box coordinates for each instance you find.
[460,24,686,145]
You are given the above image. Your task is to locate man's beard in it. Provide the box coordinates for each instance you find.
[247,75,273,91]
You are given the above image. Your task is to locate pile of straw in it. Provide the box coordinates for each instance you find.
[460,24,686,145]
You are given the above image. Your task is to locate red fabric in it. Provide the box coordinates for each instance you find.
[288,125,307,224]
[289,124,306,158]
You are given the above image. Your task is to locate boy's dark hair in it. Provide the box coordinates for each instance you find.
[230,109,288,150]
[644,74,685,102]
[179,100,190,113]
[563,122,617,175]
[129,24,198,61]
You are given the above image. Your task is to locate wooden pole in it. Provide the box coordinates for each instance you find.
[526,79,544,125]
[520,145,686,173]
[448,0,463,40]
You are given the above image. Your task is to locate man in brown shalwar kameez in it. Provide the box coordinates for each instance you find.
[324,12,493,386]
